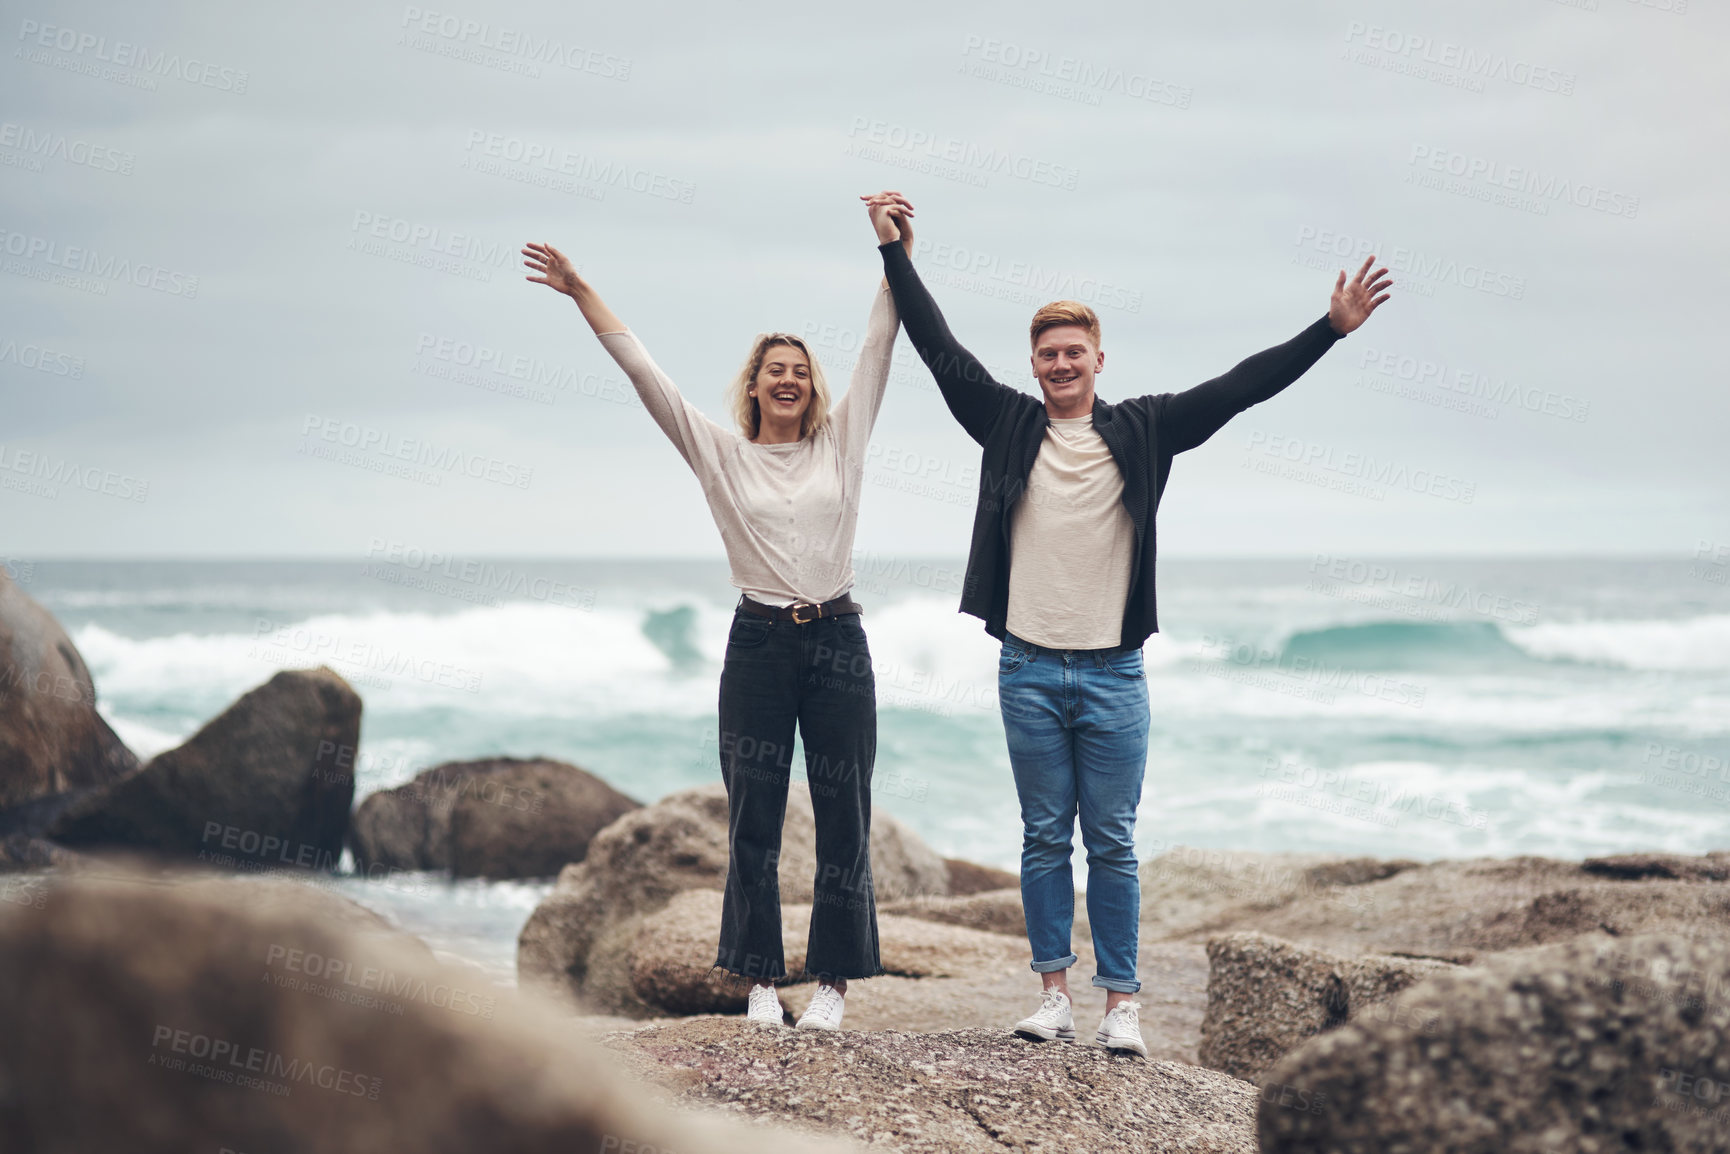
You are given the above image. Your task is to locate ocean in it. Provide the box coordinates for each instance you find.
[15,555,1729,982]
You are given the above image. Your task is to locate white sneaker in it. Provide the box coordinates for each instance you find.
[1013,988,1076,1043]
[795,984,845,1031]
[1096,1000,1147,1057]
[746,983,784,1025]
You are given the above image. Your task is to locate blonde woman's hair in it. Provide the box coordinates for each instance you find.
[726,333,831,440]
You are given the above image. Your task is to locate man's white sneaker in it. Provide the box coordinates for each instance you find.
[1096,1000,1147,1057]
[1013,988,1076,1043]
[795,984,845,1031]
[746,983,784,1025]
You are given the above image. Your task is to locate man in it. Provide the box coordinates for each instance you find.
[862,191,1391,1055]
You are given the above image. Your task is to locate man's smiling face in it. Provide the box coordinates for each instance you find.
[1031,324,1104,416]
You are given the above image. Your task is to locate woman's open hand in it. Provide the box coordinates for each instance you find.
[523,240,625,334]
[523,241,584,297]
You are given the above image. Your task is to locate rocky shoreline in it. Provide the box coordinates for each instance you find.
[4,567,1729,1151]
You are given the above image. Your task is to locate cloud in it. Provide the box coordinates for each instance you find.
[1,0,1723,556]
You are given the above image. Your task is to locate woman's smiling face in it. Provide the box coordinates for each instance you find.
[752,342,813,426]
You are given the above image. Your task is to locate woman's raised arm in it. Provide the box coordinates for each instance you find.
[523,241,626,334]
[829,193,913,457]
[523,240,730,470]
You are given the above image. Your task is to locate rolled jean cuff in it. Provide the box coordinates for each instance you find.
[1091,974,1141,994]
[1030,953,1078,974]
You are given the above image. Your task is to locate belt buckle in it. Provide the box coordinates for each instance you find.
[790,601,818,625]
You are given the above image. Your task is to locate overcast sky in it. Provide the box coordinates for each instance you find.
[3,0,1724,559]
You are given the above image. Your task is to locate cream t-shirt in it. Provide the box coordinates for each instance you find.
[1004,414,1136,649]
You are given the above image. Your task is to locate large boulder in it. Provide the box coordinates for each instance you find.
[1582,851,1730,882]
[0,570,136,813]
[48,668,359,868]
[869,807,953,901]
[518,783,950,1011]
[0,868,840,1154]
[624,888,1028,1015]
[1198,931,1457,1082]
[1250,856,1730,959]
[943,856,1018,895]
[1141,849,1730,961]
[518,786,739,1001]
[608,1016,1258,1153]
[348,757,641,879]
[624,889,809,1016]
[1259,933,1730,1153]
[880,889,1026,938]
[1139,848,1416,943]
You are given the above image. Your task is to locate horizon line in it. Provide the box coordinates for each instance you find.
[3,551,1715,564]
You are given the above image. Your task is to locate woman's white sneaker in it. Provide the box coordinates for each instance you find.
[746,983,784,1025]
[1013,988,1076,1043]
[795,984,845,1031]
[1096,1000,1147,1057]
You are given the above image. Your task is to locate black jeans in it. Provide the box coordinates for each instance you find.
[714,605,882,984]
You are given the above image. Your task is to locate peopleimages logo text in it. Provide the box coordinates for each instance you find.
[1409,146,1638,219]
[958,35,1192,108]
[0,336,83,378]
[910,238,1142,314]
[1343,21,1575,94]
[16,19,249,92]
[0,121,134,174]
[399,7,629,79]
[1293,226,1525,300]
[846,118,1079,190]
[1244,430,1477,504]
[0,228,199,297]
[349,211,515,269]
[462,131,694,203]
[299,416,533,489]
[0,444,149,502]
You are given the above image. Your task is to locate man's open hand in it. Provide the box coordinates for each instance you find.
[1329,255,1393,335]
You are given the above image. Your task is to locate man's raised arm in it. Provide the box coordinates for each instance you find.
[1159,255,1392,454]
[865,193,1018,446]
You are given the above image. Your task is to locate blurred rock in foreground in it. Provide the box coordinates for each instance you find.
[0,867,849,1154]
[1260,933,1730,1154]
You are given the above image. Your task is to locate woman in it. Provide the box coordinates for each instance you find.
[522,193,914,1030]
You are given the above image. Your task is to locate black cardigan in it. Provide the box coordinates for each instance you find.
[878,241,1345,648]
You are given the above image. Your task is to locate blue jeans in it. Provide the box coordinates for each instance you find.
[998,632,1149,994]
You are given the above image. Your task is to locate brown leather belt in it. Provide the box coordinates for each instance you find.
[736,594,863,625]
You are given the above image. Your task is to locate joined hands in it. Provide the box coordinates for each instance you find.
[861,191,915,254]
